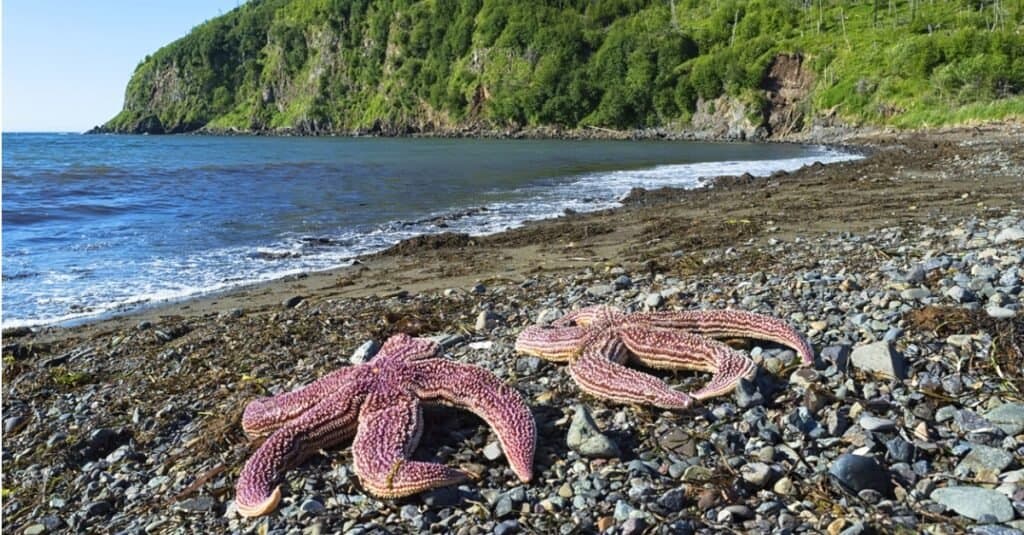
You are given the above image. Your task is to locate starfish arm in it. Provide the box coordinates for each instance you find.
[352,393,467,498]
[567,334,694,410]
[242,365,362,439]
[637,309,815,366]
[619,325,755,400]
[514,324,590,362]
[553,305,614,327]
[373,333,440,364]
[235,383,365,517]
[413,358,536,483]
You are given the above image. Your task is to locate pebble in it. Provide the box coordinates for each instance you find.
[349,340,379,364]
[740,462,775,488]
[850,341,906,379]
[282,295,304,308]
[955,444,1014,478]
[986,306,1017,319]
[300,499,325,516]
[932,486,1015,522]
[986,403,1024,435]
[829,454,893,496]
[859,415,896,432]
[493,520,519,535]
[173,496,217,514]
[994,227,1024,244]
[566,405,620,458]
[483,441,504,461]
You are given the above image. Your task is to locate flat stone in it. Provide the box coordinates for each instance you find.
[644,293,663,308]
[829,454,893,497]
[932,486,1014,522]
[994,227,1024,244]
[682,465,713,482]
[493,520,520,535]
[955,444,1014,478]
[860,415,896,432]
[586,284,614,297]
[173,496,217,514]
[986,403,1024,435]
[900,287,931,301]
[850,341,906,379]
[566,405,620,458]
[987,306,1017,319]
[947,286,977,303]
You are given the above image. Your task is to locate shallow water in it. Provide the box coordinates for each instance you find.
[1,133,859,326]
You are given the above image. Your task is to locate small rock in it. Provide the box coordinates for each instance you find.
[300,499,325,516]
[860,415,896,432]
[483,441,504,461]
[349,340,380,364]
[900,287,931,301]
[173,496,217,514]
[282,295,304,308]
[773,477,794,495]
[994,227,1024,244]
[656,488,687,512]
[475,310,503,331]
[947,286,977,303]
[566,405,620,458]
[986,403,1024,435]
[850,341,906,379]
[644,293,663,308]
[3,415,25,434]
[932,486,1015,522]
[987,306,1017,319]
[83,501,112,518]
[621,517,646,535]
[829,454,894,497]
[956,444,1014,478]
[493,520,519,535]
[741,462,775,488]
[586,284,614,297]
[682,465,713,482]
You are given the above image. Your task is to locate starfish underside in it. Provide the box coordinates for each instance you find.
[515,305,814,409]
[235,334,536,517]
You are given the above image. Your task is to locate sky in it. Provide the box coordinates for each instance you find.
[3,1,245,132]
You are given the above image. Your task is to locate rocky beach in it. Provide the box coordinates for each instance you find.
[3,124,1024,534]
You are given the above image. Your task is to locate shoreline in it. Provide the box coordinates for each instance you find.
[3,138,861,333]
[3,123,1023,533]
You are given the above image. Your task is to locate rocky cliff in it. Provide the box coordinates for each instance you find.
[93,0,1024,137]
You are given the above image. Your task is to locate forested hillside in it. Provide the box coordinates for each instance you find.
[96,0,1024,136]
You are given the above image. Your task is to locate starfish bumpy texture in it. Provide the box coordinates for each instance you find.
[515,305,814,409]
[235,334,536,517]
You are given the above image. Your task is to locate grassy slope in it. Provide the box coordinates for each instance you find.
[102,0,1024,134]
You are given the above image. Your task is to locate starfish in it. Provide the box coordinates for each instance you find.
[235,333,536,517]
[515,305,814,409]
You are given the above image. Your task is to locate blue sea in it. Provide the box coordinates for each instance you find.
[2,133,859,327]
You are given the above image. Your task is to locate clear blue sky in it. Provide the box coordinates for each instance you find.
[3,1,245,132]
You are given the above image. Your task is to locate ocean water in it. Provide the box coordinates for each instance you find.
[2,133,860,327]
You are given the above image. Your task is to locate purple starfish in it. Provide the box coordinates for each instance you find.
[515,305,813,409]
[235,334,536,517]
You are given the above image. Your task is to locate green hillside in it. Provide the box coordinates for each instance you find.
[97,0,1024,136]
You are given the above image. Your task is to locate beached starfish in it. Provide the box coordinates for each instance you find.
[515,305,814,409]
[235,334,536,517]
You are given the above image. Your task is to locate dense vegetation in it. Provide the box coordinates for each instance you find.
[100,0,1024,135]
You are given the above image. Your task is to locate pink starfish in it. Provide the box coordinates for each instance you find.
[515,305,813,409]
[235,334,535,517]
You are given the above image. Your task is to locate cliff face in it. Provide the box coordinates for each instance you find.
[94,0,1024,136]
